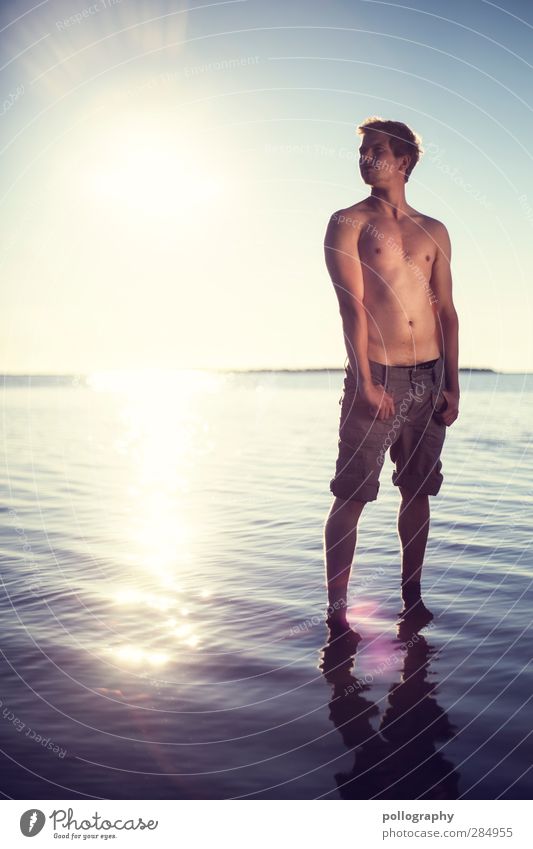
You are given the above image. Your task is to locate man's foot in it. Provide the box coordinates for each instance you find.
[325,609,362,648]
[398,581,432,621]
[397,597,434,628]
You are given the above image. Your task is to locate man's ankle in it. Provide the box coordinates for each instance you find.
[401,579,422,606]
[326,601,348,621]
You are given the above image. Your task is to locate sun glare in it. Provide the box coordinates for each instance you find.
[74,109,223,218]
[87,367,223,395]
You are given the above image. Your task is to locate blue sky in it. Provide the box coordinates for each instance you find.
[1,0,532,372]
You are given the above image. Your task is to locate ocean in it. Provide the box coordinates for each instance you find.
[1,369,532,799]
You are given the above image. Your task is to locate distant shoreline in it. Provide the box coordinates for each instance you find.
[224,367,503,374]
[2,367,532,383]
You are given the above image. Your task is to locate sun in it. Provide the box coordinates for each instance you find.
[76,109,222,217]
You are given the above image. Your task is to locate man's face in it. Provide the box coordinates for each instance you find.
[358,130,405,186]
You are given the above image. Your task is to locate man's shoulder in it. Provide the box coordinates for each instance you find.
[412,210,449,237]
[327,200,370,231]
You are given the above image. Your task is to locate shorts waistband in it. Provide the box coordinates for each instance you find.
[370,357,439,371]
[344,356,443,382]
[365,355,443,386]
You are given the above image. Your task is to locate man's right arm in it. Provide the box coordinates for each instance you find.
[324,210,395,419]
[323,210,372,386]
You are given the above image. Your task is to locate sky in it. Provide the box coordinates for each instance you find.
[1,0,532,373]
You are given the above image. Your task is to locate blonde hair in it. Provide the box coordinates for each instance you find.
[357,116,423,182]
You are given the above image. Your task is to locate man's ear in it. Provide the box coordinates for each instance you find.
[400,153,411,181]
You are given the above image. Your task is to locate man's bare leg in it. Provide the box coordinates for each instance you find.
[323,496,366,634]
[397,488,433,620]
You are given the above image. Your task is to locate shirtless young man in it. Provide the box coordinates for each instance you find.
[323,117,459,643]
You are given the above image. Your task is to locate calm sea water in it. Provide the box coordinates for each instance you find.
[1,370,532,800]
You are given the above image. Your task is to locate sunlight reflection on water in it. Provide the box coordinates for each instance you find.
[2,370,532,799]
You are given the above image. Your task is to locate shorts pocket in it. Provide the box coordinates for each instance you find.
[431,387,448,416]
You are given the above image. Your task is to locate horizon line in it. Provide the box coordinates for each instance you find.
[1,367,531,377]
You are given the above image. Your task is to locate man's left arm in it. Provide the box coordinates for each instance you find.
[430,221,460,426]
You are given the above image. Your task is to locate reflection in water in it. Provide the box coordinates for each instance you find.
[320,624,460,799]
[88,369,220,669]
[110,645,169,667]
[102,590,201,668]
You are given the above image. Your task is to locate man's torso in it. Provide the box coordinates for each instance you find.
[345,199,442,366]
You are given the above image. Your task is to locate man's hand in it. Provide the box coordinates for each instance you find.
[361,382,395,420]
[435,390,459,427]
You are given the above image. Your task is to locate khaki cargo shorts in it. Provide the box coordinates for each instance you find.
[330,356,447,503]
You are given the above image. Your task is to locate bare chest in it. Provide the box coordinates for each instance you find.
[358,218,436,279]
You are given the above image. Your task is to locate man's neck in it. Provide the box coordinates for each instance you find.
[368,185,410,218]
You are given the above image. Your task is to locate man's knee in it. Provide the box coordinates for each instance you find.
[328,495,366,524]
[399,487,429,503]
